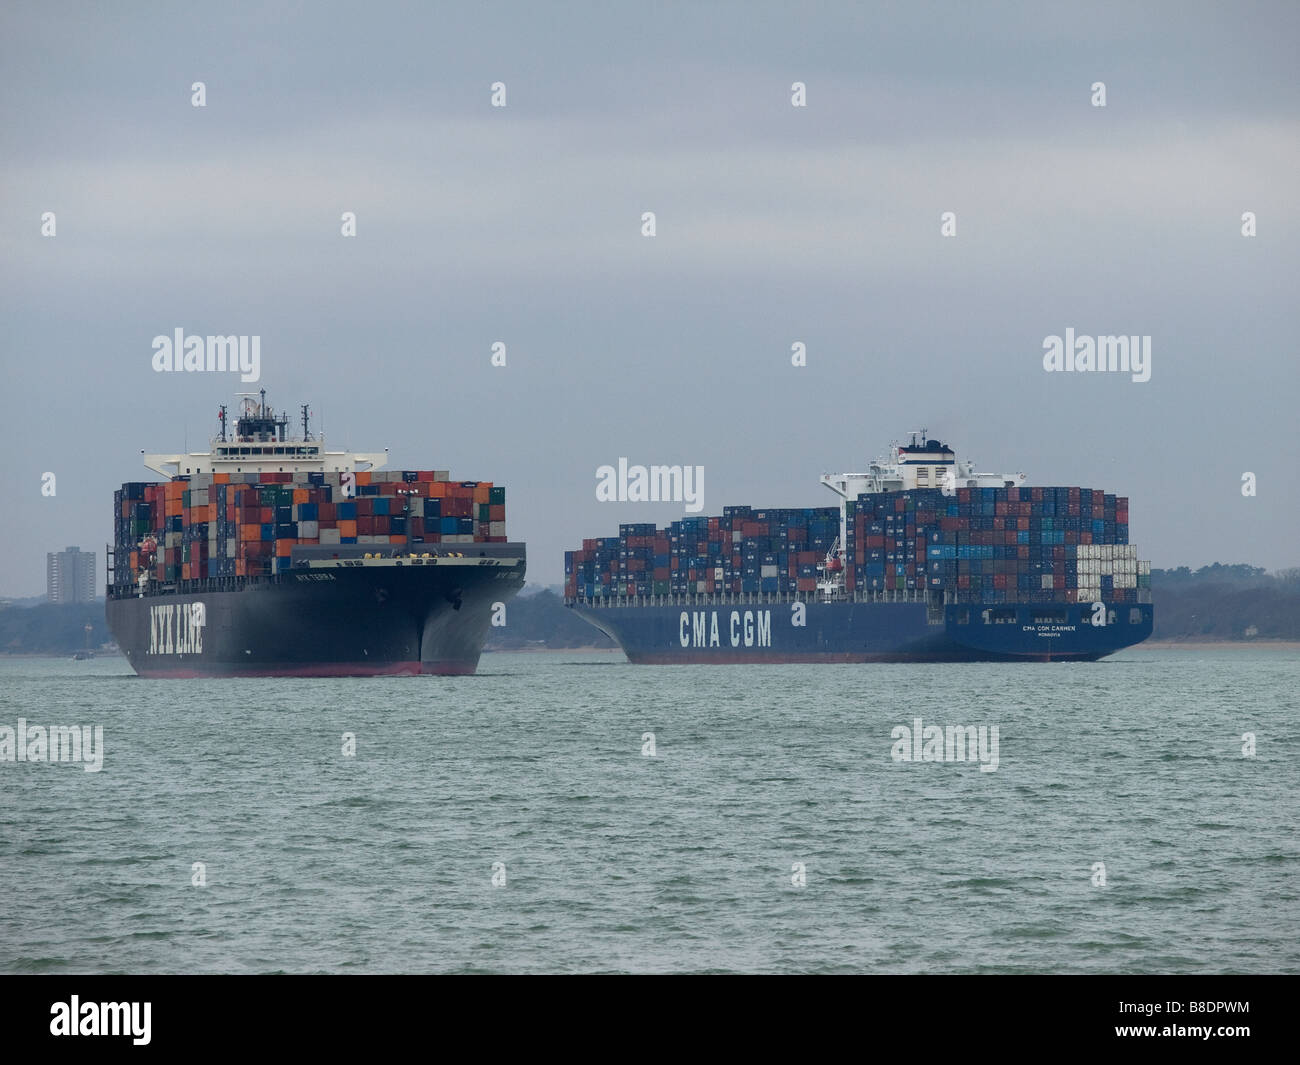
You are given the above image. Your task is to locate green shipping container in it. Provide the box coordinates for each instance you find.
[478,503,491,522]
[489,486,505,505]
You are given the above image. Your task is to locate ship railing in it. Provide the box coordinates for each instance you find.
[566,587,937,608]
[565,586,1155,609]
[107,573,292,599]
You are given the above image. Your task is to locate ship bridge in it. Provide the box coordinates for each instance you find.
[142,390,388,477]
[817,431,1026,595]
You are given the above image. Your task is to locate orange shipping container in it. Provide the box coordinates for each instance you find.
[240,524,260,542]
[214,473,230,484]
[276,539,295,557]
[235,560,246,576]
[293,489,308,504]
[473,485,490,504]
[427,482,447,498]
[338,520,357,538]
[355,471,372,486]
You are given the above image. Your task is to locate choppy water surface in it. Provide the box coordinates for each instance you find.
[1,649,1295,973]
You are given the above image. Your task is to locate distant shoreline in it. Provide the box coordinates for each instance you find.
[1138,640,1300,650]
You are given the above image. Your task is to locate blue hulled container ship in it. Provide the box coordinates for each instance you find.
[564,434,1152,662]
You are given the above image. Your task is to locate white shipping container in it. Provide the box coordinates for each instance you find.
[299,520,319,538]
[357,535,375,543]
[489,521,506,537]
[761,564,779,578]
[320,528,341,545]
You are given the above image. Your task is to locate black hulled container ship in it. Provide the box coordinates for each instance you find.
[564,434,1152,662]
[106,393,525,676]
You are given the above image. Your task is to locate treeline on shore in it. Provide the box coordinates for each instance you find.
[2,565,1297,654]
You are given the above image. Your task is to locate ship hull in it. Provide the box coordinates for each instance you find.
[107,545,525,677]
[569,598,1152,663]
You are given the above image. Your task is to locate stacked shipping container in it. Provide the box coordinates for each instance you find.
[843,485,1148,604]
[112,470,507,589]
[565,507,842,599]
[565,485,1149,605]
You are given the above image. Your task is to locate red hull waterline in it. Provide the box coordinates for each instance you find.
[129,660,477,678]
[623,651,1102,664]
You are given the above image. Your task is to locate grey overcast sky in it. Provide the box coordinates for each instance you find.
[1,1,1297,596]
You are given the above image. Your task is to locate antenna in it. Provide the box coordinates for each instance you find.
[301,404,312,441]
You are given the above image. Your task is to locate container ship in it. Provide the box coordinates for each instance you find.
[106,392,525,676]
[564,434,1152,662]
